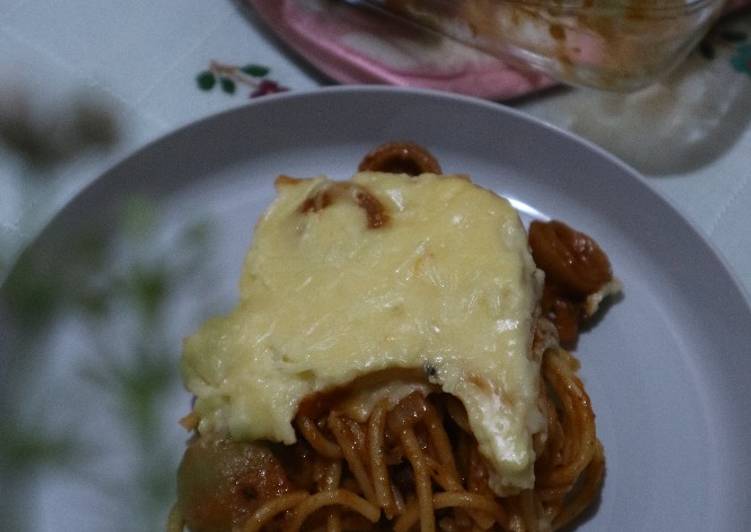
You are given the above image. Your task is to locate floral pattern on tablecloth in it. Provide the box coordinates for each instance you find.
[196,61,288,98]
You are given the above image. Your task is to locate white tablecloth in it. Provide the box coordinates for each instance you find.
[1,0,750,296]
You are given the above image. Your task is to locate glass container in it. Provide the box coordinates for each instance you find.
[350,0,728,90]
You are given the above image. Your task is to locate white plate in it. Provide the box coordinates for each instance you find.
[2,86,750,531]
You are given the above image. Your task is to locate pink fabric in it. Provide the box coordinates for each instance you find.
[248,0,750,101]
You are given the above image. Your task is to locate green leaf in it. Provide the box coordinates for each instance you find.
[77,289,108,317]
[3,253,62,330]
[121,196,158,240]
[72,230,107,271]
[130,267,168,320]
[196,71,216,91]
[220,77,236,94]
[0,421,80,470]
[241,64,270,77]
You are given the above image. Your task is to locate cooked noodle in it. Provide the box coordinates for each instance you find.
[176,346,603,531]
[394,492,507,532]
[285,490,381,531]
[368,401,396,518]
[328,413,378,506]
[400,425,436,532]
[242,492,309,532]
[173,143,608,531]
[297,416,342,460]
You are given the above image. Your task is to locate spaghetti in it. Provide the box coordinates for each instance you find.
[172,143,612,532]
[173,344,603,532]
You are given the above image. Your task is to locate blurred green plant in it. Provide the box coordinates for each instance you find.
[1,197,216,531]
[0,92,119,169]
[0,419,80,471]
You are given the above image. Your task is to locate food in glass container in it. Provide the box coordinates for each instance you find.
[362,0,726,90]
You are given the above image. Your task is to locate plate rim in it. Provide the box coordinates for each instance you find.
[3,85,751,529]
[5,85,750,313]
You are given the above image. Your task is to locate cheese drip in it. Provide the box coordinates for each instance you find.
[182,172,545,491]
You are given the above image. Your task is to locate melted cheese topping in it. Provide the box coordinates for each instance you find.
[182,172,545,491]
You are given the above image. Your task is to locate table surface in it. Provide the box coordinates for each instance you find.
[2,3,751,531]
[1,0,750,298]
